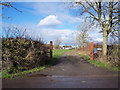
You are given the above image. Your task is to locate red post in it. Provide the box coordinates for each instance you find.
[90,42,94,60]
[50,41,52,59]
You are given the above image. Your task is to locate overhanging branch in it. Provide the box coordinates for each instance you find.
[78,2,99,21]
[0,2,22,13]
[86,1,98,13]
[108,20,119,31]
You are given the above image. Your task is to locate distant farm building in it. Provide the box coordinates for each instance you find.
[63,46,72,49]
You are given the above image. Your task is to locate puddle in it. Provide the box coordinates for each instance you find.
[29,74,48,77]
[29,74,64,78]
[47,75,64,78]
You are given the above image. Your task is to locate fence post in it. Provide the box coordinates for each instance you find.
[50,41,53,59]
[98,50,101,57]
[90,42,94,60]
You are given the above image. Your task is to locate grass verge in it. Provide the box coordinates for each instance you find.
[75,52,120,71]
[1,65,47,79]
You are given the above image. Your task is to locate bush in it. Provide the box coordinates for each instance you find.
[54,44,60,49]
[2,38,49,73]
[107,45,120,67]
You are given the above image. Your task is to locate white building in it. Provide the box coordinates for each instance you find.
[62,46,72,49]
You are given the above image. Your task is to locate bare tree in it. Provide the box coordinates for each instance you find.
[71,0,120,56]
[54,38,62,49]
[75,22,91,48]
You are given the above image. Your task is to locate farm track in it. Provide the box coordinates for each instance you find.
[2,51,119,88]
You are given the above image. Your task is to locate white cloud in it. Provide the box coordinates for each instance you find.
[95,38,103,42]
[38,28,76,45]
[58,14,84,24]
[24,2,84,24]
[38,15,61,27]
[25,27,76,45]
[55,29,75,45]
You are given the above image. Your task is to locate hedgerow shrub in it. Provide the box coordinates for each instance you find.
[107,45,120,67]
[2,38,49,73]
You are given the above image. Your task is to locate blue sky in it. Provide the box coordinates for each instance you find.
[2,2,103,46]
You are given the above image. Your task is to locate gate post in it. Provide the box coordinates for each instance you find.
[90,42,94,60]
[50,41,53,59]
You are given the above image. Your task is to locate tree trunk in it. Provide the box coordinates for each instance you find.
[102,28,108,56]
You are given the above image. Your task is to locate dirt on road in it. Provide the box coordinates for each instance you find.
[2,51,119,88]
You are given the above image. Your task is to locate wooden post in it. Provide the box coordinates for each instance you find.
[90,42,94,60]
[98,50,101,57]
[50,41,52,59]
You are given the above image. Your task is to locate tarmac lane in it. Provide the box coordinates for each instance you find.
[2,52,119,88]
[2,75,119,88]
